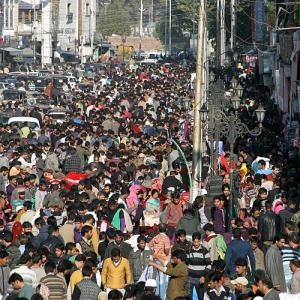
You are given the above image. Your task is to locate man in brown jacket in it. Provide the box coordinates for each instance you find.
[149,248,188,300]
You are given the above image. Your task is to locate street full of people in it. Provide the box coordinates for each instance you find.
[0,61,298,300]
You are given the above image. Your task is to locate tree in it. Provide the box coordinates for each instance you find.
[153,0,255,50]
[97,0,131,37]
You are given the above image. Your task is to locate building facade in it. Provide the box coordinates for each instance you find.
[57,0,96,62]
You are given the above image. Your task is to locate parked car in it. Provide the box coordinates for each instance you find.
[47,108,69,124]
[8,116,41,136]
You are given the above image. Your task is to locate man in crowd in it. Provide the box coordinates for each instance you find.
[128,235,152,283]
[0,56,296,300]
[101,248,132,293]
[265,234,287,292]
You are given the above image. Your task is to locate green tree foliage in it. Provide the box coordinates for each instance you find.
[97,0,131,37]
[154,0,276,49]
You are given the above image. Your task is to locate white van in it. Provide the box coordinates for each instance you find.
[8,116,41,136]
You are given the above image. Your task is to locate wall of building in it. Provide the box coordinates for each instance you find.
[57,0,79,51]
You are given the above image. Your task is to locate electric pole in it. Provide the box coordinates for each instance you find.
[216,0,220,66]
[164,0,167,56]
[139,0,144,57]
[230,0,236,50]
[168,0,172,55]
[220,0,225,66]
[192,0,195,56]
[191,0,206,202]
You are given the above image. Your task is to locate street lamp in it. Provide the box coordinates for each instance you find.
[209,70,216,83]
[255,105,266,124]
[204,86,266,222]
[231,94,241,110]
[235,83,243,98]
[233,50,238,61]
[200,103,208,122]
[231,77,238,89]
[183,97,190,110]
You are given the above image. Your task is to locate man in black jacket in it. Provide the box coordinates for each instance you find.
[279,199,296,231]
[258,201,280,244]
[128,235,152,283]
[104,230,132,259]
[161,171,185,195]
[40,225,65,259]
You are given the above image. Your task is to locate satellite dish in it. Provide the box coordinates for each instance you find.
[27,98,37,106]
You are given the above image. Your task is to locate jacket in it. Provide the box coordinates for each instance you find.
[165,262,188,300]
[0,265,10,297]
[176,214,200,236]
[6,244,21,269]
[253,247,265,270]
[104,241,132,259]
[265,244,286,293]
[43,190,64,209]
[224,239,255,276]
[258,211,280,242]
[291,212,300,232]
[40,235,64,257]
[45,153,60,172]
[279,207,296,231]
[161,175,185,195]
[128,248,151,282]
[263,288,280,300]
[32,224,49,248]
[59,222,75,244]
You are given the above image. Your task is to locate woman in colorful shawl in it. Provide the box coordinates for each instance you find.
[144,189,160,226]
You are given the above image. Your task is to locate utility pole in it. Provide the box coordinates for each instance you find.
[192,0,195,56]
[220,0,225,66]
[168,0,171,56]
[89,2,95,61]
[33,0,36,64]
[164,0,167,56]
[150,0,154,36]
[81,36,84,64]
[230,0,236,50]
[216,0,220,66]
[139,0,144,57]
[191,0,206,202]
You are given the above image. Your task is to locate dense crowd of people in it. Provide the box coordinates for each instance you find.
[0,61,298,300]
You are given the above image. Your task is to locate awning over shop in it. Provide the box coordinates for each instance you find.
[19,1,41,9]
[2,47,22,56]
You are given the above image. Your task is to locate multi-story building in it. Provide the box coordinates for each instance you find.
[57,0,96,62]
[2,0,52,64]
[2,0,18,42]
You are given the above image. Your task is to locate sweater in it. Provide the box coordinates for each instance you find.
[72,278,100,300]
[40,273,67,300]
[101,257,132,289]
[187,246,211,278]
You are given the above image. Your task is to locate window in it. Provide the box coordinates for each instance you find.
[28,10,32,23]
[85,3,90,16]
[9,7,13,28]
[66,3,73,23]
[4,8,8,28]
[19,11,25,23]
